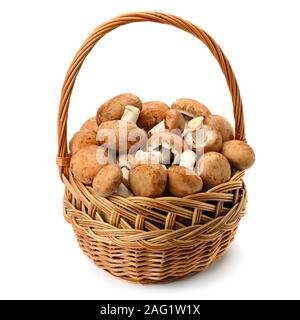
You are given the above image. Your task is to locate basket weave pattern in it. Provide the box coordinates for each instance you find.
[57,12,247,284]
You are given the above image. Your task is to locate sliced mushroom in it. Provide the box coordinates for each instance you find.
[96,93,142,125]
[129,164,167,197]
[167,166,203,197]
[137,101,169,131]
[171,98,211,118]
[92,164,122,197]
[196,152,231,189]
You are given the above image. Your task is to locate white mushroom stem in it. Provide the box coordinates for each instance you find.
[179,149,197,171]
[148,120,166,136]
[172,153,181,165]
[187,116,204,130]
[184,116,205,148]
[135,149,161,164]
[121,105,140,124]
[114,183,133,197]
[118,154,135,169]
[121,166,130,186]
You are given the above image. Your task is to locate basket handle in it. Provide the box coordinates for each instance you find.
[57,12,245,178]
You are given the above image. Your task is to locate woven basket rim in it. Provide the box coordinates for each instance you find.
[63,170,246,249]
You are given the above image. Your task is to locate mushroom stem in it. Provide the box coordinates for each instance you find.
[135,149,161,164]
[184,116,206,149]
[121,166,130,187]
[187,116,204,130]
[148,120,166,136]
[179,149,197,171]
[121,105,140,124]
[172,153,181,165]
[114,183,133,197]
[160,147,172,164]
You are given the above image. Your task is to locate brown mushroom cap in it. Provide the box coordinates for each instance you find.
[80,117,98,133]
[96,93,142,125]
[222,140,255,170]
[171,98,211,118]
[196,152,231,189]
[70,145,113,185]
[165,109,186,133]
[137,101,169,131]
[167,166,203,197]
[69,129,99,155]
[147,132,187,154]
[206,115,234,142]
[129,164,167,197]
[98,120,147,153]
[92,164,122,197]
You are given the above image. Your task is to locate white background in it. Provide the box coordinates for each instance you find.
[0,0,299,300]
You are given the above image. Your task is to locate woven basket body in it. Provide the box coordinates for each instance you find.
[57,12,247,284]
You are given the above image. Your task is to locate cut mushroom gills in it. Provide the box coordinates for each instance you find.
[69,94,255,198]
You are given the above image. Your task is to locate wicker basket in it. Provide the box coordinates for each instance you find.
[57,12,247,284]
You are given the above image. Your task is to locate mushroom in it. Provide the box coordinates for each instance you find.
[129,164,167,197]
[171,98,211,119]
[167,166,203,197]
[147,132,186,162]
[165,109,186,133]
[92,164,122,197]
[117,153,136,187]
[148,109,186,136]
[97,120,147,154]
[135,149,161,165]
[69,129,98,155]
[221,140,255,170]
[96,93,142,125]
[179,149,197,171]
[184,116,223,153]
[70,145,113,185]
[195,152,231,189]
[80,117,98,133]
[120,105,140,124]
[137,101,169,131]
[209,115,234,142]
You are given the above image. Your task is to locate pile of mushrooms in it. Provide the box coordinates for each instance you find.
[70,93,255,198]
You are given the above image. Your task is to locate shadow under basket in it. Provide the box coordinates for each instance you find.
[57,12,248,284]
